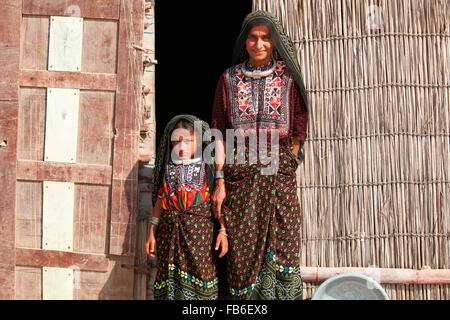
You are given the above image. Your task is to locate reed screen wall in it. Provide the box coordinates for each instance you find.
[253,0,449,299]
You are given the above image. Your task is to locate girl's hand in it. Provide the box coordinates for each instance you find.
[215,233,228,258]
[146,231,157,258]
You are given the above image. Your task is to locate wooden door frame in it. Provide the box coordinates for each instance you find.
[109,0,143,256]
[0,0,21,300]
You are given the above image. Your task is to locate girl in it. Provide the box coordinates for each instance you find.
[146,114,228,300]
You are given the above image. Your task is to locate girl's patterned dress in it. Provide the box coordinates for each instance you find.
[154,158,218,300]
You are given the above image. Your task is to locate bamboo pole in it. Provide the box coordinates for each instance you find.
[300,266,450,285]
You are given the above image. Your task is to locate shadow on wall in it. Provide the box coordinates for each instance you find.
[98,161,139,300]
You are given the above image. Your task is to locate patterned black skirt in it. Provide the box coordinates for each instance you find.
[154,201,218,300]
[223,142,303,300]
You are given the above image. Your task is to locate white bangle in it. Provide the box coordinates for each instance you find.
[219,227,228,237]
[215,170,225,179]
[151,217,159,225]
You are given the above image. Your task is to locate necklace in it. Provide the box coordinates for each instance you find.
[171,157,202,165]
[241,59,276,79]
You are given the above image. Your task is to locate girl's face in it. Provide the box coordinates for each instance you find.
[171,128,197,160]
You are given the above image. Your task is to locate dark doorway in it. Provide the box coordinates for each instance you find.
[154,1,252,146]
[154,1,252,298]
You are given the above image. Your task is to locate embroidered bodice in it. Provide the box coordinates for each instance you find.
[158,159,210,211]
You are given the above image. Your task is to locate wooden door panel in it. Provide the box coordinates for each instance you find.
[17,88,46,161]
[20,16,49,70]
[82,20,118,74]
[15,181,42,249]
[5,0,144,299]
[15,266,42,300]
[73,184,110,254]
[77,91,115,166]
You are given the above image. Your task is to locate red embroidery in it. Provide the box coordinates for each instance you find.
[227,61,293,137]
[211,62,308,143]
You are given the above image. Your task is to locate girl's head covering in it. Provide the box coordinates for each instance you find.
[152,114,215,206]
[232,10,308,111]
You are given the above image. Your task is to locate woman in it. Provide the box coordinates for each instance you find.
[211,10,308,300]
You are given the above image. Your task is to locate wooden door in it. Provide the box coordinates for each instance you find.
[0,0,144,299]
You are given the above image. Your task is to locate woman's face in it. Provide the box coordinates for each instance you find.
[171,128,197,160]
[245,24,274,66]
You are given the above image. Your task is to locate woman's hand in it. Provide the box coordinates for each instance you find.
[211,179,226,219]
[146,228,157,258]
[292,136,301,158]
[215,233,228,258]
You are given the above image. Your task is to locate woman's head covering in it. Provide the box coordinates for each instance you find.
[152,114,215,206]
[232,10,308,111]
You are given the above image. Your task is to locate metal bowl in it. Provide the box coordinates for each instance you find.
[311,273,389,300]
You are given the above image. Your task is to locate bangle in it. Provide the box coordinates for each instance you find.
[215,170,225,179]
[151,217,159,225]
[219,227,227,237]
